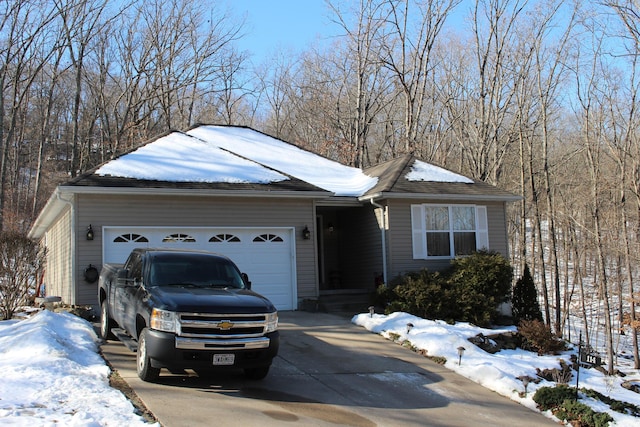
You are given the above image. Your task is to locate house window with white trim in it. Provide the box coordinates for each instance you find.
[411,204,488,259]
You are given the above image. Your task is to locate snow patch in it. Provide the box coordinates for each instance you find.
[406,160,474,183]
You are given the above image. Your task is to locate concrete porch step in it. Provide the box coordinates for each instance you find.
[317,289,374,315]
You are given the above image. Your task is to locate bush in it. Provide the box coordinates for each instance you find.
[554,399,613,427]
[533,385,576,411]
[0,232,46,320]
[448,250,513,327]
[583,388,640,417]
[534,386,613,427]
[519,319,567,355]
[384,269,459,322]
[512,264,543,323]
[379,251,513,326]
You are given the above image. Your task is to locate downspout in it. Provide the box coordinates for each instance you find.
[370,199,388,285]
[56,190,76,304]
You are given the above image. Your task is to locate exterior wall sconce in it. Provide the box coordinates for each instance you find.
[302,225,311,240]
[328,223,334,232]
[86,224,94,241]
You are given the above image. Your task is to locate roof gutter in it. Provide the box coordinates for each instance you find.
[57,185,331,199]
[28,188,73,239]
[368,198,388,286]
[360,191,522,202]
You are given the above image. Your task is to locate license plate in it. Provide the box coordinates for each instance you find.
[213,354,235,365]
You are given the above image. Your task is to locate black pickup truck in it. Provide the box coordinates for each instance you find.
[98,248,279,382]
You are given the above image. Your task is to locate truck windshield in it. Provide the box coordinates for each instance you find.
[149,253,246,289]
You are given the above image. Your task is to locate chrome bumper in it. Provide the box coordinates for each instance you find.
[175,336,271,350]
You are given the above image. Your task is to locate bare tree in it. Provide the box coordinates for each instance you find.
[328,0,393,167]
[138,0,244,131]
[532,1,577,336]
[54,0,112,177]
[574,30,616,373]
[254,50,300,138]
[31,45,66,219]
[463,0,527,183]
[0,0,61,230]
[381,0,461,159]
[601,0,640,369]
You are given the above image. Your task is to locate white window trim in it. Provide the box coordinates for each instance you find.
[411,204,489,259]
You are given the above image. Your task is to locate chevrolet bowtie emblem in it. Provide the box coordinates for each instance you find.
[217,321,234,330]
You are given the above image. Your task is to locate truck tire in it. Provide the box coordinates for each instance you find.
[244,365,270,380]
[137,328,160,382]
[100,300,116,341]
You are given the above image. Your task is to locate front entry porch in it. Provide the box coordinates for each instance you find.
[313,205,384,314]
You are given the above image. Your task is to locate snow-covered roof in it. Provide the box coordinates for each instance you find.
[186,125,378,197]
[93,125,480,197]
[95,125,380,197]
[96,131,288,184]
[84,125,512,198]
[406,160,474,183]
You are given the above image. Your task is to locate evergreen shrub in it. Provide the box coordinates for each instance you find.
[512,264,543,323]
[533,386,613,427]
[533,385,576,411]
[377,250,513,326]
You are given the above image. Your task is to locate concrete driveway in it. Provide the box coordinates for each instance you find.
[100,311,556,427]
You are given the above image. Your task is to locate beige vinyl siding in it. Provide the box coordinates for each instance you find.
[387,199,509,279]
[43,205,74,303]
[75,193,317,306]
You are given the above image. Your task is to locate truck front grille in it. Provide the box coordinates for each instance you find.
[177,313,268,339]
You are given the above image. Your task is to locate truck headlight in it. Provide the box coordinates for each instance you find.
[265,312,278,333]
[150,308,177,333]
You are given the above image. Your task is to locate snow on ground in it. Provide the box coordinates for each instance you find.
[3,308,638,426]
[0,310,155,426]
[353,311,640,426]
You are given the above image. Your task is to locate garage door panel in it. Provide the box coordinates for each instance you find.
[104,227,296,310]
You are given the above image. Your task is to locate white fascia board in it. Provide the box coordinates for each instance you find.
[28,188,75,239]
[60,185,332,199]
[359,192,523,203]
[314,196,363,207]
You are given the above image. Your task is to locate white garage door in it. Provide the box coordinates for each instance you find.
[102,226,296,310]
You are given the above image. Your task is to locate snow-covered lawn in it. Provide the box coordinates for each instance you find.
[2,308,639,426]
[0,310,155,426]
[353,311,640,427]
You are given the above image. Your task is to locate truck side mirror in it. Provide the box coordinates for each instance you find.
[241,273,251,289]
[116,269,133,287]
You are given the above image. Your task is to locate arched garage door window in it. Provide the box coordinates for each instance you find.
[209,234,241,243]
[162,233,196,243]
[253,234,283,243]
[113,233,149,243]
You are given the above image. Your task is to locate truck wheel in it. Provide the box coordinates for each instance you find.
[244,365,270,380]
[137,328,160,382]
[100,300,116,341]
